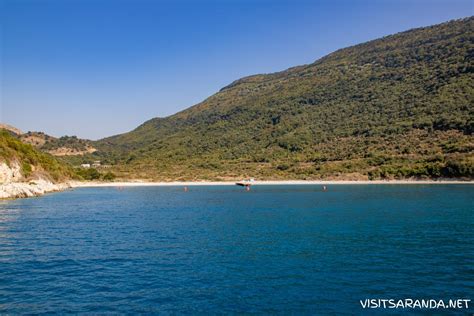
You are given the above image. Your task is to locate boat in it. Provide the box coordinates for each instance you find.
[236,178,255,186]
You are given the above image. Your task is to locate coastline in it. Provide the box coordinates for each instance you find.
[2,179,471,200]
[71,179,474,188]
[0,180,71,199]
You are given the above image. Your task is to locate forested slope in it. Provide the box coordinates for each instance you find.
[92,17,473,180]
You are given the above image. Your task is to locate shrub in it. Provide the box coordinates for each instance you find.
[276,164,290,171]
[441,159,474,178]
[102,172,116,181]
[76,168,101,180]
[21,162,32,177]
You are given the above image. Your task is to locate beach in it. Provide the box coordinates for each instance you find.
[2,179,470,200]
[71,179,474,187]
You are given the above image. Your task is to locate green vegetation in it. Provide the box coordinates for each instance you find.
[20,132,95,155]
[102,171,116,181]
[41,135,91,152]
[75,168,102,180]
[0,130,118,182]
[72,18,473,180]
[0,130,77,181]
[75,168,116,181]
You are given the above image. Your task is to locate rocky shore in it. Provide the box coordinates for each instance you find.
[0,161,71,199]
[0,179,71,199]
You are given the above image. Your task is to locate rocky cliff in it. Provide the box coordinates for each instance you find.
[0,130,76,198]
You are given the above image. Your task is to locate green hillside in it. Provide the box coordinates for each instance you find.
[19,132,97,156]
[92,17,473,180]
[0,130,77,182]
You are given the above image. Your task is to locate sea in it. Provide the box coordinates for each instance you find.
[0,184,472,314]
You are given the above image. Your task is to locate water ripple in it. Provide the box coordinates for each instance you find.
[0,185,472,313]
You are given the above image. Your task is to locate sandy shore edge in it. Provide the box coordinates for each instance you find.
[2,180,470,199]
[71,180,474,187]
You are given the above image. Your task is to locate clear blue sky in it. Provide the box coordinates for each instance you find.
[1,0,472,139]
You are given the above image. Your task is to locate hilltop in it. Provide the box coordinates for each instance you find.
[0,127,97,157]
[20,132,97,156]
[67,18,474,180]
[0,123,23,135]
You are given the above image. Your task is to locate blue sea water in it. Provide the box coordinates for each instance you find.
[0,184,472,314]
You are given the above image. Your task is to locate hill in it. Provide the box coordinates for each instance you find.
[0,125,96,157]
[20,132,97,156]
[0,129,76,183]
[0,123,23,135]
[92,17,473,181]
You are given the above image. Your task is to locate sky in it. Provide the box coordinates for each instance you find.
[1,0,472,140]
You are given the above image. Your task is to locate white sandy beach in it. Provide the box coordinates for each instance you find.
[71,179,474,188]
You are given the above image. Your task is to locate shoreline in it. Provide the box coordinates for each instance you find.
[71,179,474,187]
[0,180,71,199]
[1,179,471,200]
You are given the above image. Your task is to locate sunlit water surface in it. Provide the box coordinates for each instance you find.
[0,185,473,314]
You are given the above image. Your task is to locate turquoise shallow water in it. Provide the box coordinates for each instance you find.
[0,184,472,314]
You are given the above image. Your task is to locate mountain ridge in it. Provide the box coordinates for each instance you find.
[56,17,474,180]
